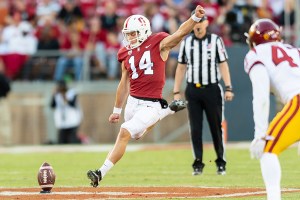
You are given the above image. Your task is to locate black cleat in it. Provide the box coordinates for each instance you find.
[217,165,226,175]
[87,169,102,187]
[169,100,187,112]
[192,159,205,176]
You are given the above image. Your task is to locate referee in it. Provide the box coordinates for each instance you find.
[173,14,234,175]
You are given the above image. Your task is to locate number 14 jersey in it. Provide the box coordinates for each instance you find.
[118,32,169,99]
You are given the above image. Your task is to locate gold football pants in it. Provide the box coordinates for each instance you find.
[265,94,300,155]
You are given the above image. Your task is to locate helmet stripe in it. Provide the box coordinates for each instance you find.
[124,16,132,29]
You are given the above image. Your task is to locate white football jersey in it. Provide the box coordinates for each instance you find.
[244,42,300,104]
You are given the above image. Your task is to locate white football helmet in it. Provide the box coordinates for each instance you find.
[122,15,152,49]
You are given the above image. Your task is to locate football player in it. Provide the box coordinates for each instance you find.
[244,19,300,200]
[87,5,206,187]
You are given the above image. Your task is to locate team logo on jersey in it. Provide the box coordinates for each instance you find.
[128,50,132,55]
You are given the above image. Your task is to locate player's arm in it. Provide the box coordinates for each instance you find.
[109,62,129,123]
[159,5,205,61]
[248,64,271,159]
[249,64,270,139]
[173,63,187,100]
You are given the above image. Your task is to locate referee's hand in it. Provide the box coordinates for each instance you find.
[173,93,181,100]
[225,91,234,101]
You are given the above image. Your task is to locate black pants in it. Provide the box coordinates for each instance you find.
[58,127,81,144]
[185,83,226,167]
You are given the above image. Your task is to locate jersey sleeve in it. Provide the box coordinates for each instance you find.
[249,65,270,139]
[154,32,169,40]
[216,35,228,63]
[244,48,264,74]
[117,47,127,63]
[149,32,169,47]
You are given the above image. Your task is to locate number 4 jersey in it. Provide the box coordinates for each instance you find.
[118,32,169,99]
[244,42,300,104]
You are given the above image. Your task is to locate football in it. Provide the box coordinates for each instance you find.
[37,162,56,193]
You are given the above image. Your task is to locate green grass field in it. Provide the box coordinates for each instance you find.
[0,143,300,199]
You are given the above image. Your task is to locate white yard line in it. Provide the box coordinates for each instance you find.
[0,188,299,198]
[201,188,300,198]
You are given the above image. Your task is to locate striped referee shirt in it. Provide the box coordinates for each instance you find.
[178,33,228,85]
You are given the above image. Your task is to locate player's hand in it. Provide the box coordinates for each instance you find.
[250,138,266,159]
[194,5,205,19]
[109,113,120,123]
[250,135,274,159]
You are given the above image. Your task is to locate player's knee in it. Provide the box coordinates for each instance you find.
[119,128,132,141]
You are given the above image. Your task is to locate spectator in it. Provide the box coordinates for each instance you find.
[103,31,121,80]
[0,60,11,145]
[162,6,182,78]
[100,1,119,31]
[57,0,84,27]
[225,0,257,42]
[36,0,61,26]
[0,18,37,79]
[54,27,84,81]
[50,80,82,144]
[82,16,107,79]
[8,21,37,55]
[9,0,36,22]
[22,21,60,80]
[143,2,165,33]
[78,0,98,19]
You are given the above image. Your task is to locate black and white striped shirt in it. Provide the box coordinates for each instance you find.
[178,33,228,85]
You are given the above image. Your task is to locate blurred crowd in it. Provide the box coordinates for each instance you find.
[0,0,296,81]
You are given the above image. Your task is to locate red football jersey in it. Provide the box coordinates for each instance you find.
[118,32,169,99]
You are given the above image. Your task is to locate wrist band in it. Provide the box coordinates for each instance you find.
[113,107,122,114]
[191,14,202,23]
[173,91,180,95]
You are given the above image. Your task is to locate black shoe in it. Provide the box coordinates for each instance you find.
[192,160,205,176]
[169,100,187,112]
[87,169,102,187]
[217,165,226,175]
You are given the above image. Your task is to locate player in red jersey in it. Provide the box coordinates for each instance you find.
[87,5,206,187]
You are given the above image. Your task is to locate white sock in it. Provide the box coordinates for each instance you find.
[99,159,114,178]
[260,153,281,200]
[159,107,174,120]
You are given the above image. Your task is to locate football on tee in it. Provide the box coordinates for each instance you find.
[37,162,56,192]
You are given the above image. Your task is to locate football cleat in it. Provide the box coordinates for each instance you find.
[192,159,205,176]
[87,169,102,187]
[217,165,226,175]
[169,100,187,112]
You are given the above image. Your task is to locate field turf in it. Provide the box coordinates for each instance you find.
[0,143,299,199]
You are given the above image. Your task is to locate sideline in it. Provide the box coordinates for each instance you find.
[0,142,252,154]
